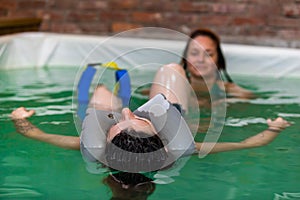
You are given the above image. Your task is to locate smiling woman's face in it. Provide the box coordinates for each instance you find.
[107,108,157,142]
[186,35,218,78]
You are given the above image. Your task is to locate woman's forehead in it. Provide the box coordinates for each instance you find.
[190,36,216,50]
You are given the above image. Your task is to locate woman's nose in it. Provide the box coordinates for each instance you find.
[121,108,134,120]
[197,51,206,63]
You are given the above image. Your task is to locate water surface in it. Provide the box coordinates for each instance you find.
[0,68,299,200]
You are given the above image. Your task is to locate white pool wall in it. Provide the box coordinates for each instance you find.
[0,32,299,78]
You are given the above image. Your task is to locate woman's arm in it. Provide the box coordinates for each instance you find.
[195,117,290,154]
[224,82,255,99]
[11,107,80,150]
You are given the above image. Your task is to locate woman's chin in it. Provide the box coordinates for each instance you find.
[191,71,212,79]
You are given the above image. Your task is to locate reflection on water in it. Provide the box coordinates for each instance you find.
[274,192,300,200]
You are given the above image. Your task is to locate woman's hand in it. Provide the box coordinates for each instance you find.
[267,117,291,131]
[10,107,38,138]
[10,107,80,150]
[11,107,35,120]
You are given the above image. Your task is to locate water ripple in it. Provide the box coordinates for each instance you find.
[0,187,42,198]
[274,192,300,200]
[225,117,266,127]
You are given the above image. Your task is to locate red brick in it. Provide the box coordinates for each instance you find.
[212,3,247,14]
[268,16,300,28]
[276,0,295,4]
[0,8,8,16]
[237,0,274,3]
[99,11,129,21]
[1,0,300,48]
[40,20,50,31]
[8,10,37,18]
[0,0,17,9]
[140,1,178,12]
[277,29,300,39]
[78,22,109,34]
[283,5,300,17]
[37,10,65,22]
[51,22,81,33]
[162,13,200,25]
[232,26,276,37]
[179,2,211,12]
[66,11,99,22]
[231,17,266,26]
[246,4,281,18]
[17,0,46,9]
[78,1,108,10]
[111,22,142,33]
[199,15,231,26]
[109,0,139,10]
[132,12,162,23]
[48,0,76,9]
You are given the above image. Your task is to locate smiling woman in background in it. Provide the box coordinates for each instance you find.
[150,28,254,108]
[183,28,254,97]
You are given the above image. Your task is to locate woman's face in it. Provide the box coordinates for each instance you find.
[186,35,218,78]
[107,108,157,141]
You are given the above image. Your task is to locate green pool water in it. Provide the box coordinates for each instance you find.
[0,68,299,200]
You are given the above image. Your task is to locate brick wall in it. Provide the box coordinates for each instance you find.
[0,0,299,48]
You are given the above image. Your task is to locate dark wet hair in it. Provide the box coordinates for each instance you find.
[180,28,233,83]
[105,130,169,173]
[103,172,156,200]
